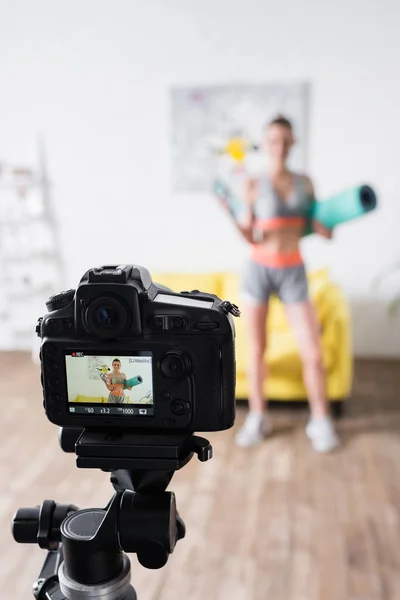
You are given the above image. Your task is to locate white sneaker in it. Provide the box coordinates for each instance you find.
[306,416,340,453]
[235,412,272,448]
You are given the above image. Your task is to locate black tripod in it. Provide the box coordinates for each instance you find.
[12,428,213,600]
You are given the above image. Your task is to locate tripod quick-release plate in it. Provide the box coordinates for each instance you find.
[59,428,213,471]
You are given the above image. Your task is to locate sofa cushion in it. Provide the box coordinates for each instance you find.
[219,272,242,307]
[235,328,335,378]
[74,395,107,403]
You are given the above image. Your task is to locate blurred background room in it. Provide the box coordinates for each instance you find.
[1,0,400,598]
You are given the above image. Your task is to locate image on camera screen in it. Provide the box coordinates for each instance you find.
[65,353,154,416]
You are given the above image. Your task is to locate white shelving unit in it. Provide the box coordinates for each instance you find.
[0,139,64,352]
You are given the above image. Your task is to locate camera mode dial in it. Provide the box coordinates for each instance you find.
[46,289,75,312]
[160,351,192,379]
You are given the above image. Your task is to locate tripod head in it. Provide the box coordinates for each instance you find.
[12,429,212,600]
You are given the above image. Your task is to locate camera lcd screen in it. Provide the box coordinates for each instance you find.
[65,352,154,417]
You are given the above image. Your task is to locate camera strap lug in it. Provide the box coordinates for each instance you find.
[220,300,241,317]
[191,436,213,462]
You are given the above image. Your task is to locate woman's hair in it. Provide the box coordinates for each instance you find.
[112,358,121,365]
[266,114,293,131]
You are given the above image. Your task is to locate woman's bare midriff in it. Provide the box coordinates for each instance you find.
[111,384,124,397]
[257,226,303,255]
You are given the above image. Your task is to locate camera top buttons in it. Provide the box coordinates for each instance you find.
[152,315,186,331]
[167,315,186,330]
[152,316,164,329]
[171,316,184,329]
[194,321,219,331]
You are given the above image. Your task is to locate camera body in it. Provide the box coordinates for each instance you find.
[38,265,237,433]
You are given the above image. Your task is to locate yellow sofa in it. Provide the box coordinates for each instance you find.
[151,269,353,413]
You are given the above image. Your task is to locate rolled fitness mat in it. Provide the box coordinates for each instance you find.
[124,375,143,389]
[312,185,377,230]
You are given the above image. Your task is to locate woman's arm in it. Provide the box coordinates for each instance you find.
[104,374,114,392]
[234,178,257,243]
[304,176,334,240]
[123,373,132,390]
[218,177,257,243]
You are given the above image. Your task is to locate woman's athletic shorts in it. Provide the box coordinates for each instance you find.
[240,259,309,304]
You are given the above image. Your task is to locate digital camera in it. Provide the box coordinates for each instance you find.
[37,264,239,432]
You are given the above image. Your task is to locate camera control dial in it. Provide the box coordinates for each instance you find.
[46,289,75,312]
[160,351,192,379]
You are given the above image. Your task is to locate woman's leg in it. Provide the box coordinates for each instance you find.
[235,300,271,447]
[284,301,327,418]
[245,301,269,414]
[284,301,339,452]
[236,259,272,447]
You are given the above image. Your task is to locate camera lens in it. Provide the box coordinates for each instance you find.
[85,297,128,338]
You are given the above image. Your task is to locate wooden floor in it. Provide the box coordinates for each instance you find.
[2,353,400,600]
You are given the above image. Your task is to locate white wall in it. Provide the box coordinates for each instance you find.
[65,355,106,402]
[0,0,399,356]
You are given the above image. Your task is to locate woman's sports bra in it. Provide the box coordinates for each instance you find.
[253,173,313,231]
[111,373,125,385]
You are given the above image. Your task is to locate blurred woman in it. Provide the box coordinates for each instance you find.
[232,115,339,453]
